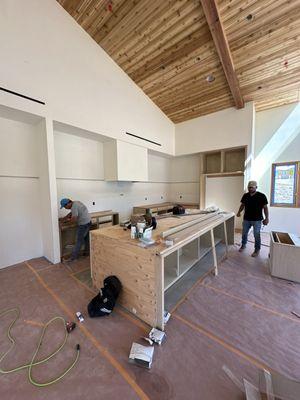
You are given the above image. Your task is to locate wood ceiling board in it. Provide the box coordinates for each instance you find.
[220,0,298,43]
[169,92,234,123]
[162,87,234,115]
[123,18,209,80]
[130,28,212,85]
[154,70,230,108]
[98,0,163,50]
[136,45,218,96]
[242,68,300,98]
[219,0,300,113]
[237,48,300,83]
[58,0,231,122]
[148,59,223,100]
[226,5,300,52]
[232,23,300,69]
[88,0,137,38]
[255,91,300,112]
[113,1,202,65]
[58,0,300,121]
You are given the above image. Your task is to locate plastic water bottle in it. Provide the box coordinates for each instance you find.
[131,226,136,239]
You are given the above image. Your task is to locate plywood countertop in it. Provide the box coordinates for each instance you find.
[90,211,233,255]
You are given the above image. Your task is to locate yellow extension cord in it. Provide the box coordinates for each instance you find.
[0,308,80,387]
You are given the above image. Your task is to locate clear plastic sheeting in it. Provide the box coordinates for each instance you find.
[259,369,300,400]
[223,365,300,400]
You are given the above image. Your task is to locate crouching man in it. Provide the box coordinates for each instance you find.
[59,198,91,261]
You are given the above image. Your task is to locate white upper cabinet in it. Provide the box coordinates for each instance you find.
[104,140,148,182]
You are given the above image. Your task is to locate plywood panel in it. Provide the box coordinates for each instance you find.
[205,152,221,174]
[224,148,245,172]
[91,231,158,327]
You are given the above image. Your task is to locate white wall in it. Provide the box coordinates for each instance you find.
[254,103,300,234]
[205,176,244,229]
[0,0,174,154]
[148,153,171,182]
[175,102,254,156]
[37,118,60,263]
[0,116,43,268]
[54,131,171,220]
[169,155,200,204]
[55,131,104,180]
[54,131,200,220]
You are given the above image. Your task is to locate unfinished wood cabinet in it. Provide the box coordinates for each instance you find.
[132,201,199,215]
[199,147,246,209]
[60,210,119,259]
[224,148,245,173]
[91,211,234,330]
[205,152,222,174]
[270,231,300,283]
[202,147,245,175]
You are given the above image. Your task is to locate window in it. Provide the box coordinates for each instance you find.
[271,162,300,207]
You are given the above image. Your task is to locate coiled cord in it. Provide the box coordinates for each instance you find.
[0,308,80,387]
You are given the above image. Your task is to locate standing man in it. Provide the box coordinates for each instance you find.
[237,181,269,257]
[59,198,91,261]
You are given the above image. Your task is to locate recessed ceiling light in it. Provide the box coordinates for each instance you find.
[206,74,215,83]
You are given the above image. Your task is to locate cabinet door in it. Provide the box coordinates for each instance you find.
[104,140,148,181]
[117,141,148,181]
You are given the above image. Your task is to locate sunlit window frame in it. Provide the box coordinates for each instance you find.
[270,161,300,208]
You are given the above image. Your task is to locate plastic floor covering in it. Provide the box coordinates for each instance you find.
[0,237,300,400]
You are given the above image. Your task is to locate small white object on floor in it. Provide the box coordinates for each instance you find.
[163,311,171,324]
[149,327,166,345]
[142,337,154,346]
[76,311,84,323]
[129,342,154,369]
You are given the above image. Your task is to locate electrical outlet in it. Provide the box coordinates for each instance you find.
[161,196,163,199]
[132,308,137,314]
[145,197,147,200]
[92,201,95,206]
[179,195,182,199]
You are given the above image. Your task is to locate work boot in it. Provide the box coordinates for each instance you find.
[239,245,246,252]
[251,250,260,257]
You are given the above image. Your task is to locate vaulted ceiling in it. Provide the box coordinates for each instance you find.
[57,0,300,123]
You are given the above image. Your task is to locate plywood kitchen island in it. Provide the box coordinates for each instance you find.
[90,211,234,330]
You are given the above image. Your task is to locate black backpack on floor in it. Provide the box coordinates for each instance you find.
[87,275,122,318]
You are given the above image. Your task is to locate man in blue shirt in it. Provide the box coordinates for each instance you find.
[59,198,91,261]
[237,181,269,257]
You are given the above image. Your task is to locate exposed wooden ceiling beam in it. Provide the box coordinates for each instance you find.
[200,0,244,109]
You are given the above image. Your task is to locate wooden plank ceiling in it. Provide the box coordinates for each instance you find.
[57,0,300,123]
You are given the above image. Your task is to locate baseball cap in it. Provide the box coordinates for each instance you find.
[60,198,70,208]
[248,180,257,188]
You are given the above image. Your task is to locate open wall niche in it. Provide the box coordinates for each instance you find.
[202,146,246,175]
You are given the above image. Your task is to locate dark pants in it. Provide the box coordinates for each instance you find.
[242,220,262,251]
[71,222,91,261]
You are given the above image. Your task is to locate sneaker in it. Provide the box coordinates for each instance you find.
[239,245,246,252]
[251,250,260,257]
[62,256,75,263]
